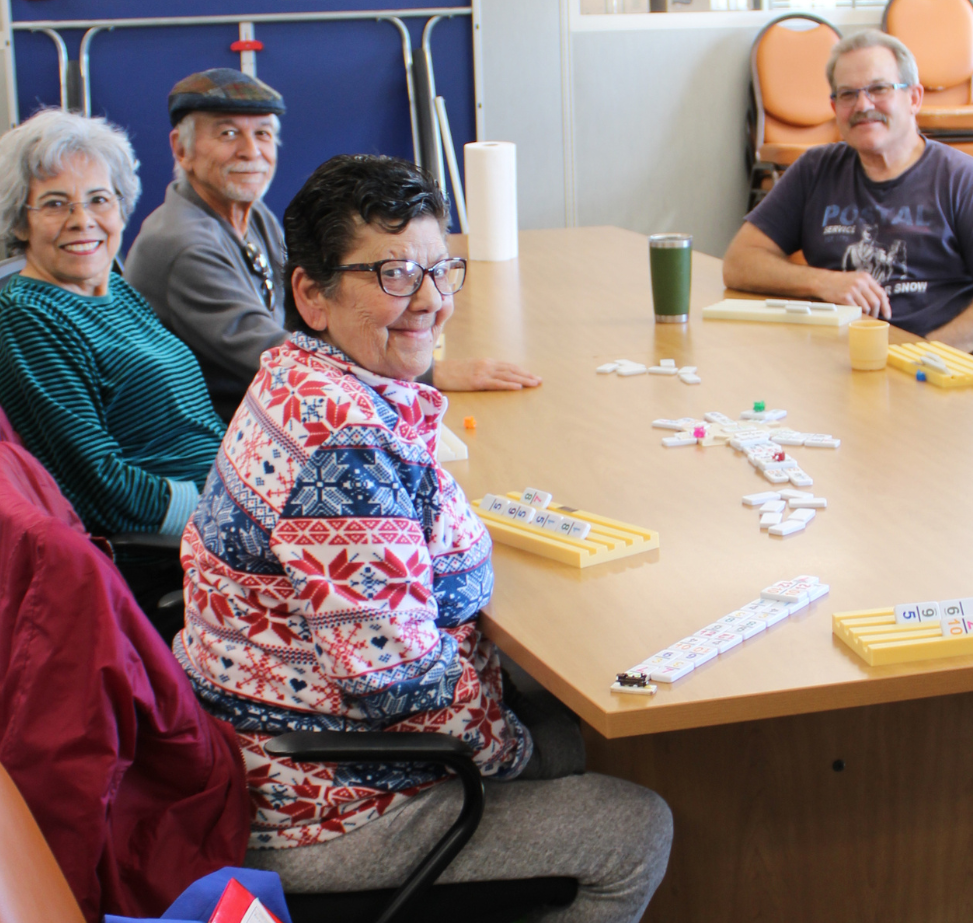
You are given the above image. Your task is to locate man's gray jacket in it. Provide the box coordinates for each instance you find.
[126,181,288,422]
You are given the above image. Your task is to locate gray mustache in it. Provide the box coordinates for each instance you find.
[850,111,888,126]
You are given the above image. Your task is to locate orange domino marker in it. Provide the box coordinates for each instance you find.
[464,416,477,430]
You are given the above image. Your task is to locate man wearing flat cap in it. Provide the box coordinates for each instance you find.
[128,68,540,422]
[126,69,288,421]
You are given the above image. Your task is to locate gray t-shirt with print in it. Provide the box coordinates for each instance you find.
[747,139,973,337]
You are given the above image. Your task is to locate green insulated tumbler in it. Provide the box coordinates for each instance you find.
[649,233,692,323]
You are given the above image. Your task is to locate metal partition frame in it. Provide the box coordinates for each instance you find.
[11,6,473,169]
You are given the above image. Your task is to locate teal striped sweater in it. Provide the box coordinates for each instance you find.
[0,273,225,535]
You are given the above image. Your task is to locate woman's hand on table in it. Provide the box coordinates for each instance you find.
[432,357,542,391]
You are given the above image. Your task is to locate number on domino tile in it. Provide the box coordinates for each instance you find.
[893,600,951,627]
[522,487,552,509]
[482,489,592,541]
[941,599,973,636]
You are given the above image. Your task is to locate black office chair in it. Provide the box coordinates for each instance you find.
[268,731,577,923]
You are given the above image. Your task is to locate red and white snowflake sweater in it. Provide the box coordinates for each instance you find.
[175,334,531,849]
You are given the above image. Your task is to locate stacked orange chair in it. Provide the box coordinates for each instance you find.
[747,14,842,210]
[884,0,973,154]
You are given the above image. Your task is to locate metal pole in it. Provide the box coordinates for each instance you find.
[238,21,256,77]
[12,8,471,32]
[1,0,18,128]
[421,16,446,189]
[435,95,467,233]
[386,17,421,167]
[79,26,109,117]
[35,28,67,110]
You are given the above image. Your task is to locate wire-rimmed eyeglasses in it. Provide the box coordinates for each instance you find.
[332,258,467,297]
[830,82,910,107]
[24,193,123,221]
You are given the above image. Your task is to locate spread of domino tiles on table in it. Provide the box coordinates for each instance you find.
[597,357,700,384]
[887,340,973,388]
[473,488,659,568]
[833,597,973,666]
[612,576,830,694]
[651,406,838,536]
[701,298,861,326]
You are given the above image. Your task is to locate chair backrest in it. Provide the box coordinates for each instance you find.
[0,255,26,290]
[884,0,973,103]
[752,14,842,146]
[0,762,86,923]
[0,441,250,921]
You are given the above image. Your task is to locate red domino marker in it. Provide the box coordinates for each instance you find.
[231,39,264,52]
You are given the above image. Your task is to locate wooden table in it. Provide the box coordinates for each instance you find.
[444,227,973,923]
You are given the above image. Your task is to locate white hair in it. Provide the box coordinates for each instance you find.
[0,107,141,253]
[826,30,920,92]
[172,111,281,182]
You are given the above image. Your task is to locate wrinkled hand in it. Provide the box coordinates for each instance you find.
[432,357,542,392]
[819,271,891,319]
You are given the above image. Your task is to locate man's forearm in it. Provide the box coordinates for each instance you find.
[723,247,831,300]
[927,301,973,352]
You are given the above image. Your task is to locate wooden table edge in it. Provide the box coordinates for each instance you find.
[481,612,973,739]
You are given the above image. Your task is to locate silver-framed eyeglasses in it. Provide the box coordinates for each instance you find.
[24,193,123,221]
[332,258,467,297]
[830,82,910,107]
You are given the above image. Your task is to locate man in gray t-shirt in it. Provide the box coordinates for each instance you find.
[128,68,540,422]
[723,30,973,350]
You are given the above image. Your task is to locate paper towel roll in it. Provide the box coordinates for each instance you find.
[464,141,518,261]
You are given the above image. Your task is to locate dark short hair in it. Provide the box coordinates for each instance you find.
[283,154,449,336]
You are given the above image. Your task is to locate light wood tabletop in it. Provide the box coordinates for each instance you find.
[443,226,973,739]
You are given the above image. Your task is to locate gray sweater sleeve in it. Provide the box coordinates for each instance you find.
[165,243,289,382]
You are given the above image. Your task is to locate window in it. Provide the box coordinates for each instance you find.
[581,0,882,13]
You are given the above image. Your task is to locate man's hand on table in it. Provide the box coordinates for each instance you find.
[432,357,542,392]
[724,222,891,318]
[816,270,891,319]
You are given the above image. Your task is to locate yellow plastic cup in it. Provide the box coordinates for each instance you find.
[848,318,889,371]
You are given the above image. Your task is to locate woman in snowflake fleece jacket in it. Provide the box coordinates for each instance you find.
[176,154,672,923]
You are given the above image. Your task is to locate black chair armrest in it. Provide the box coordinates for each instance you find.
[110,532,182,551]
[266,730,485,923]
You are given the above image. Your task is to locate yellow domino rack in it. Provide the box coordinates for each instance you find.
[887,340,973,388]
[832,608,973,666]
[473,493,659,568]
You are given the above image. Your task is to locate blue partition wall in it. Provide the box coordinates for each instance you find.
[10,0,476,248]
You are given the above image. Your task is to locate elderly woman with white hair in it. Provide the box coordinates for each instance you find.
[0,108,225,614]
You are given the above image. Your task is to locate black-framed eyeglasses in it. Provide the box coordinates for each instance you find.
[830,82,910,107]
[332,258,467,297]
[243,241,275,307]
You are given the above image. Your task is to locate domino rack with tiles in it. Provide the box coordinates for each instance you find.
[473,489,659,568]
[833,596,973,666]
[887,341,973,389]
[612,575,829,694]
[701,298,861,326]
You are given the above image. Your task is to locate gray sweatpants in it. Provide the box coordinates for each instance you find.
[246,771,673,922]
